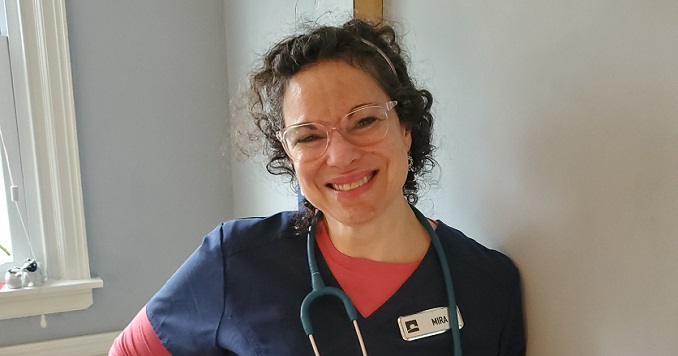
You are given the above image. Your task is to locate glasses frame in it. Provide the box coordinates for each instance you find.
[278,100,398,162]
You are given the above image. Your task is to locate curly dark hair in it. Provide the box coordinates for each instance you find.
[247,19,436,233]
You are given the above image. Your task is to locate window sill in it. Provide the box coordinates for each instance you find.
[0,278,103,320]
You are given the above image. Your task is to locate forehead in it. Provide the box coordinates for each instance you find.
[282,60,389,125]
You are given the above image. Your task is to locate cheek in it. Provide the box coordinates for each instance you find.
[292,162,303,181]
[293,162,315,189]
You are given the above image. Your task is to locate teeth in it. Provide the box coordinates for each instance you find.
[331,174,373,191]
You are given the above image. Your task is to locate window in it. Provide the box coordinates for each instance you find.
[0,32,28,269]
[0,146,13,265]
[0,0,102,320]
[1,0,10,265]
[1,3,31,272]
[0,0,6,34]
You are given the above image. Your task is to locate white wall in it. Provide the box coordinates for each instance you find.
[388,1,678,355]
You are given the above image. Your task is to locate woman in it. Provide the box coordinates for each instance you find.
[112,20,525,355]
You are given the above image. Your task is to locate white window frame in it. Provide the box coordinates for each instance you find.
[0,0,102,320]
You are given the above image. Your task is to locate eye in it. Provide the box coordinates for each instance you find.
[286,125,327,146]
[295,134,324,144]
[354,116,379,129]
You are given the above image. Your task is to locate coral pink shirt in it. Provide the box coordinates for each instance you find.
[315,220,426,317]
[110,306,170,356]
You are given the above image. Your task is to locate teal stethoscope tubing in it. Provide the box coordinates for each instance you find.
[299,205,463,356]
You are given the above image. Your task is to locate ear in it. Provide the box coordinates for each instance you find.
[402,126,413,151]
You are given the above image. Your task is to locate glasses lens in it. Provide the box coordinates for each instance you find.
[343,106,389,145]
[282,123,328,161]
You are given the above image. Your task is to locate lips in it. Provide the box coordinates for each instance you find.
[329,171,376,191]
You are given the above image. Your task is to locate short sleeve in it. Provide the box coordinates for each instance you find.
[109,306,171,356]
[145,224,226,355]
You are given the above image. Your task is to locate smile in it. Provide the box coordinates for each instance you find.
[330,172,375,191]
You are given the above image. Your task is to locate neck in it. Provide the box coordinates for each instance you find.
[322,201,431,263]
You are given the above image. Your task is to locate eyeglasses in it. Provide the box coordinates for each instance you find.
[278,101,398,162]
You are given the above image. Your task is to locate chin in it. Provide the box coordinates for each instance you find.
[321,204,379,225]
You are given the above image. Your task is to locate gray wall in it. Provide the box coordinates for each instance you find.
[0,0,231,346]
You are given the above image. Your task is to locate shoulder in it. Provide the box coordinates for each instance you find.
[145,211,303,354]
[433,223,527,355]
[435,221,520,288]
[208,211,300,257]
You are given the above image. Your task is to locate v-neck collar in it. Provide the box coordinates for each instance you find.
[316,239,448,327]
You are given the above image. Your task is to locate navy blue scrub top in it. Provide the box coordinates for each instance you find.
[146,212,526,355]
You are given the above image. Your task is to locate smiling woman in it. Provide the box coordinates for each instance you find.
[113,19,526,356]
[282,61,413,233]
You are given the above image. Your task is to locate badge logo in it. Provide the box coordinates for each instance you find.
[405,320,420,333]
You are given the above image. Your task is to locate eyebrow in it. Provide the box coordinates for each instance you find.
[347,101,379,113]
[288,101,381,126]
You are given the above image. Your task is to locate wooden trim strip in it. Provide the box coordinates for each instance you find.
[354,0,383,23]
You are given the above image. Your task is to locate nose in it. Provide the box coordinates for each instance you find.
[324,128,360,167]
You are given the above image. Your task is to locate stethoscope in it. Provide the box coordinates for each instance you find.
[299,205,463,356]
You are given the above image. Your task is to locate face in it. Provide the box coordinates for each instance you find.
[282,60,412,226]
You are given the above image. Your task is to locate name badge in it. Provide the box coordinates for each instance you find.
[397,306,464,341]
